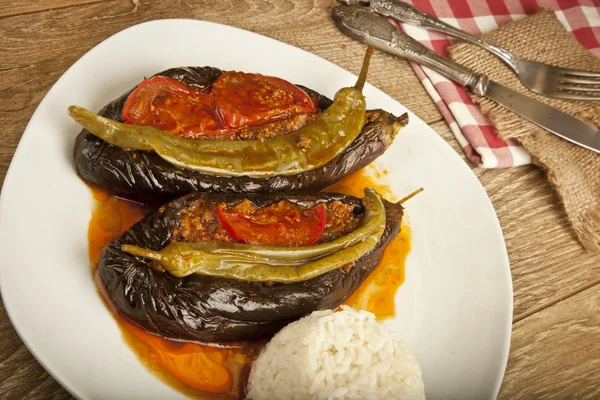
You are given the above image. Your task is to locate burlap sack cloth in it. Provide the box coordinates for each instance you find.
[448,10,600,251]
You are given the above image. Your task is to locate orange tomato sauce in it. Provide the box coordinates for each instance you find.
[328,166,412,320]
[116,314,259,399]
[87,166,411,398]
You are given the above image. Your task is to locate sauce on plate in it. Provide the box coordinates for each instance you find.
[328,167,412,320]
[87,166,412,398]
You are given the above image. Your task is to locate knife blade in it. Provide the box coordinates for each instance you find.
[333,5,600,153]
[484,82,600,151]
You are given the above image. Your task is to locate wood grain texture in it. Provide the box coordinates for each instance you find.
[0,0,107,18]
[1,0,599,399]
[498,284,600,399]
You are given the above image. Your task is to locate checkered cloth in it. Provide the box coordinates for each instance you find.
[391,0,600,168]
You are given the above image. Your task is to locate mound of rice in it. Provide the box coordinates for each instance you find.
[246,306,425,400]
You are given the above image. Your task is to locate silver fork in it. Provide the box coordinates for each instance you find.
[338,0,600,101]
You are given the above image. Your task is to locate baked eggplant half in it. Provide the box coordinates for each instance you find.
[97,189,403,342]
[73,64,407,205]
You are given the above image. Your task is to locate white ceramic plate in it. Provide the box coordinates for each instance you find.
[0,19,512,400]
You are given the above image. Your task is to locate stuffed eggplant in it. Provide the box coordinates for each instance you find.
[72,53,408,205]
[97,189,403,342]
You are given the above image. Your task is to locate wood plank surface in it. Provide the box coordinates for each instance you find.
[0,0,106,18]
[499,284,600,399]
[1,0,599,399]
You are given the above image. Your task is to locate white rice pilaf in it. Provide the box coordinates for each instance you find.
[246,306,425,400]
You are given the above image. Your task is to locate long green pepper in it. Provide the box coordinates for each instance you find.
[68,48,374,178]
[121,188,386,283]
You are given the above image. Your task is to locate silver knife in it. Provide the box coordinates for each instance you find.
[333,5,600,153]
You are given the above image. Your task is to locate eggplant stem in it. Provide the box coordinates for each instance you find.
[354,47,374,91]
[399,188,423,204]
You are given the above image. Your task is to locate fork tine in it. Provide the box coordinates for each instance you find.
[555,86,600,101]
[551,94,600,101]
[559,86,600,92]
[558,68,600,78]
[559,76,600,85]
[554,93,600,101]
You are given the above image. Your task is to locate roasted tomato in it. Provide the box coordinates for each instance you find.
[212,71,317,129]
[216,200,326,246]
[121,72,317,138]
[122,76,223,137]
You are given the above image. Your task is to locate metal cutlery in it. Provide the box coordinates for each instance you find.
[337,0,600,101]
[333,5,600,152]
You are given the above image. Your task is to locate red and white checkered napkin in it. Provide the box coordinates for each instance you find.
[391,0,600,168]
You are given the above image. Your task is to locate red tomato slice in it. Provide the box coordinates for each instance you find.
[122,76,224,138]
[122,73,318,138]
[212,71,318,129]
[216,200,326,246]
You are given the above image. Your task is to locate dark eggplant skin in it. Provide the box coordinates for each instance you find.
[73,67,407,206]
[97,191,403,342]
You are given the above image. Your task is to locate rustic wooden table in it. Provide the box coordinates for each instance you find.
[1,1,599,399]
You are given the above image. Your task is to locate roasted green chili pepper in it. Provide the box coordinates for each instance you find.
[121,188,385,283]
[68,48,374,178]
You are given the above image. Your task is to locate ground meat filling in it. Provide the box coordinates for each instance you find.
[238,113,318,141]
[171,199,231,243]
[171,199,362,244]
[317,201,362,244]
